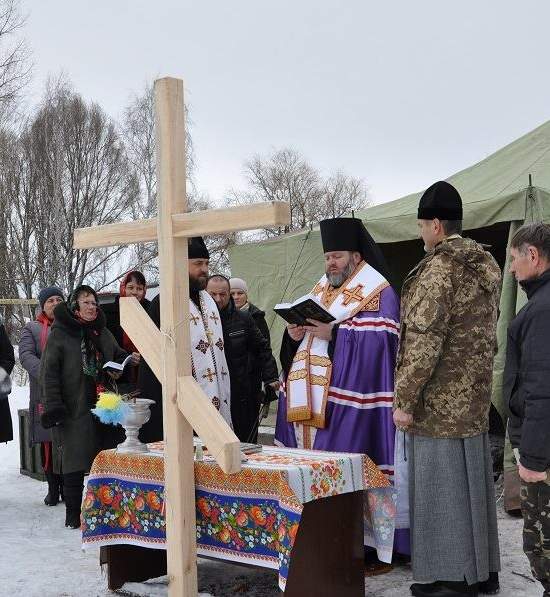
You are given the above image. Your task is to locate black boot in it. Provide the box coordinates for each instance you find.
[63,471,84,529]
[64,502,81,529]
[479,572,499,595]
[410,580,479,597]
[44,471,60,506]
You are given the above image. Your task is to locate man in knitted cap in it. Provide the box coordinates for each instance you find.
[138,237,232,442]
[394,181,501,596]
[275,216,410,568]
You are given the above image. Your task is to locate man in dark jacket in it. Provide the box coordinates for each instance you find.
[208,275,279,442]
[505,223,550,596]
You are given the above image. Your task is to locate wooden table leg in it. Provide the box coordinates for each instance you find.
[101,545,167,591]
[283,491,364,597]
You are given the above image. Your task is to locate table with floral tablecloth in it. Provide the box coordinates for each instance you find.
[82,443,395,591]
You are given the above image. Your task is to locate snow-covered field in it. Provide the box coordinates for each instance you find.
[0,386,542,596]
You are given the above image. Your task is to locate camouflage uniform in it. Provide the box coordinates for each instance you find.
[396,235,502,587]
[394,235,501,437]
[521,480,550,595]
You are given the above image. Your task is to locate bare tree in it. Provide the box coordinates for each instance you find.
[321,170,369,219]
[229,147,370,239]
[188,192,236,275]
[0,0,31,122]
[7,78,139,297]
[0,127,19,297]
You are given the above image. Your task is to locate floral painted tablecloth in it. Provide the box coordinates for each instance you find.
[82,443,395,591]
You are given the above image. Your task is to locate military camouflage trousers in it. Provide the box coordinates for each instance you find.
[521,481,550,594]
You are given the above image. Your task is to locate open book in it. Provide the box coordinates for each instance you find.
[274,293,335,326]
[103,354,133,372]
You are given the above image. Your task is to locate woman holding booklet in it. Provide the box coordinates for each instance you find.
[39,285,138,529]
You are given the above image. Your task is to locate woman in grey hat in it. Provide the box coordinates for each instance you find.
[19,286,65,506]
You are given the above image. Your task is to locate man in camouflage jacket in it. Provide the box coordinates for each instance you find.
[394,181,502,597]
[394,234,501,437]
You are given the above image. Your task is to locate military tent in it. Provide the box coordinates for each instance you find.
[229,119,550,509]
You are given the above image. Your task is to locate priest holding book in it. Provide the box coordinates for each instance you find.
[275,216,409,564]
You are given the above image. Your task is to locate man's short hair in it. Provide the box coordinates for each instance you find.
[511,223,550,260]
[207,274,230,289]
[440,220,463,236]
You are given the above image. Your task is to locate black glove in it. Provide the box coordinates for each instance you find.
[41,405,67,429]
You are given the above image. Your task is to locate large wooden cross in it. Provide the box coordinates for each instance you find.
[73,77,290,597]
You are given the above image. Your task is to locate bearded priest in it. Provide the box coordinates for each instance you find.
[137,236,232,442]
[275,217,409,563]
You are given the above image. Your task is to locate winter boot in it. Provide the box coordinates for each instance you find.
[44,471,61,506]
[479,572,499,594]
[63,471,84,529]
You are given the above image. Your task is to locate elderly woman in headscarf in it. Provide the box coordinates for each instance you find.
[229,277,279,411]
[229,277,271,343]
[19,286,65,506]
[39,285,136,528]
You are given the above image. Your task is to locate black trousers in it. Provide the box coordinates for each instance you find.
[63,470,85,512]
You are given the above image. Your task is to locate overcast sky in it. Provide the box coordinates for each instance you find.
[20,0,550,206]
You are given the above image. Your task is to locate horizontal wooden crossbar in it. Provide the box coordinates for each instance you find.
[73,202,290,249]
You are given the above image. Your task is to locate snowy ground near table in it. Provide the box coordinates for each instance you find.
[0,385,542,596]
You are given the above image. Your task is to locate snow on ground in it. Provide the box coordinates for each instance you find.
[0,385,542,596]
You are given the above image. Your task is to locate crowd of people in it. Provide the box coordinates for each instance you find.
[1,180,550,596]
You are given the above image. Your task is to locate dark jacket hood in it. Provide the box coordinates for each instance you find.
[434,236,501,296]
[53,301,106,335]
[247,302,265,318]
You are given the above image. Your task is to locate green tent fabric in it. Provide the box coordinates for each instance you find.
[229,119,550,425]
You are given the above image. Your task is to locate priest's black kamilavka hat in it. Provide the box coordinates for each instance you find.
[319,217,393,285]
[417,181,463,221]
[188,236,209,259]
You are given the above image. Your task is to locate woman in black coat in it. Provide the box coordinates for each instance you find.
[0,322,15,443]
[229,277,279,408]
[40,285,132,528]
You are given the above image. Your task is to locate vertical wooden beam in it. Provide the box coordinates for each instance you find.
[155,77,197,597]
